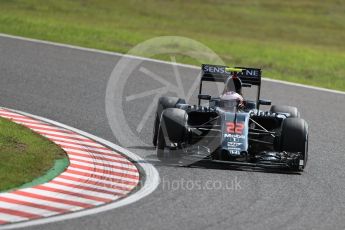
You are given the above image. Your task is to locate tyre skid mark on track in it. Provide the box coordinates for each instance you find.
[0,108,140,225]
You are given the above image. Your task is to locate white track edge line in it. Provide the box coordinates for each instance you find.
[0,33,344,95]
[0,33,195,68]
[0,107,160,230]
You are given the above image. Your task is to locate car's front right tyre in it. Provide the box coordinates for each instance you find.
[153,96,186,146]
[156,108,187,162]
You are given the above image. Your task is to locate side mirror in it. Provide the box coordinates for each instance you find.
[198,94,211,100]
[258,99,271,105]
[242,83,252,88]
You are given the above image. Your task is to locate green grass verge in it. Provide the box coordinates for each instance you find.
[0,116,68,191]
[0,0,344,91]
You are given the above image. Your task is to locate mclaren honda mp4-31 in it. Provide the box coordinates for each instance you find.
[153,64,309,171]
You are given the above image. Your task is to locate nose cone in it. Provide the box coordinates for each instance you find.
[220,112,249,160]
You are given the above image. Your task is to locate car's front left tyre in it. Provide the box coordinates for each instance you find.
[280,117,309,170]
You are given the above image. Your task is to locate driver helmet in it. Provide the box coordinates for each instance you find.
[220,76,244,108]
[220,91,244,108]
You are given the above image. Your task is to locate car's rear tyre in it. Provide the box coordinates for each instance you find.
[153,96,186,146]
[157,108,187,162]
[270,105,300,118]
[280,118,308,170]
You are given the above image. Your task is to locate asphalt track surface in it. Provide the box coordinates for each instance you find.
[1,35,345,230]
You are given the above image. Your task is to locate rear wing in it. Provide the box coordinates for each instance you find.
[199,64,262,107]
[201,64,261,86]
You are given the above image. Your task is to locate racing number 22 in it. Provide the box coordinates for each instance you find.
[226,122,244,134]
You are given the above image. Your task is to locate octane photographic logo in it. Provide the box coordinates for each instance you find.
[161,176,242,192]
[105,36,225,165]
